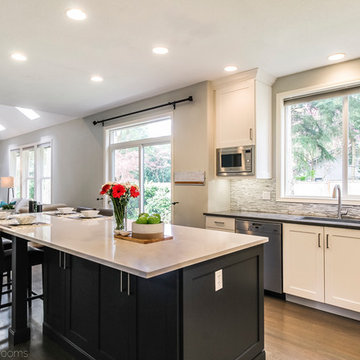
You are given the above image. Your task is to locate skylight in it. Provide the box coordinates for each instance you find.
[16,107,40,120]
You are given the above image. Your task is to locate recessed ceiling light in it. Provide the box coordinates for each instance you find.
[66,8,87,21]
[11,53,27,62]
[152,47,169,55]
[0,125,6,132]
[91,75,103,82]
[16,107,40,120]
[224,65,238,72]
[328,53,345,61]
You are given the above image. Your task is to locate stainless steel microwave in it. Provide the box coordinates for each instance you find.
[216,145,255,176]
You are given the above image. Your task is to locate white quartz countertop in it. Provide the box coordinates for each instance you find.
[0,213,268,278]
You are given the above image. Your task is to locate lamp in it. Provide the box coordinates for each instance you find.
[1,176,15,204]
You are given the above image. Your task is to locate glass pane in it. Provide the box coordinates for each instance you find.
[348,93,360,195]
[38,145,52,178]
[10,150,21,198]
[113,147,139,220]
[23,148,35,177]
[41,179,51,204]
[110,118,171,144]
[286,96,343,197]
[143,143,171,223]
[27,179,35,200]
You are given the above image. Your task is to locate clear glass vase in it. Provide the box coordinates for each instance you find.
[112,197,127,231]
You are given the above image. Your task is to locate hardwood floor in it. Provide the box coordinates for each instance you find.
[265,296,360,360]
[0,265,74,360]
[1,267,359,360]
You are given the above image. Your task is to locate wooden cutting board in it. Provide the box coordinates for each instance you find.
[114,233,173,244]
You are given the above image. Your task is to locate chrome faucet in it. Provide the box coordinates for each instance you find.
[332,185,348,219]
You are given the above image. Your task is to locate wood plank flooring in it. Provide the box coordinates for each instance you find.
[1,267,359,359]
[265,296,360,360]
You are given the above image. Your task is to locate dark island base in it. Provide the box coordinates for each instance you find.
[43,245,265,360]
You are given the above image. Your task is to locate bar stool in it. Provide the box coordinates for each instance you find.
[0,238,44,309]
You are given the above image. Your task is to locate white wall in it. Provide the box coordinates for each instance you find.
[0,81,219,227]
[87,81,216,228]
[0,118,103,208]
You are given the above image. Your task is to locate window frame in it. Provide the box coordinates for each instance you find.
[103,112,173,217]
[276,80,360,205]
[9,140,53,203]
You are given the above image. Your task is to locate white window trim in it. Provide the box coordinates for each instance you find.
[276,79,360,205]
[103,112,174,219]
[9,139,53,203]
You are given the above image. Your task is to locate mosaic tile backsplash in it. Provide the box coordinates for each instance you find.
[230,178,360,218]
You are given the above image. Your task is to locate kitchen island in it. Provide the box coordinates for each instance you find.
[0,213,268,360]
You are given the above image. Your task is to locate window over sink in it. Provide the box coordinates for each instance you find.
[278,85,360,202]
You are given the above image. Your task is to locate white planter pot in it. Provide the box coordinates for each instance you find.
[131,222,164,239]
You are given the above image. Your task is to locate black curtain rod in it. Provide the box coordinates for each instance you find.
[92,96,193,126]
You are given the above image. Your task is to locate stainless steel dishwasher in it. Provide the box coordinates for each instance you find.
[236,219,283,295]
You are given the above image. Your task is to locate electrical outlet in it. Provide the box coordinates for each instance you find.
[262,191,271,200]
[215,269,223,292]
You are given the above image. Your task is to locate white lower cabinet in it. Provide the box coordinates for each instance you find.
[283,223,360,313]
[205,216,235,232]
[283,224,324,302]
[324,227,360,312]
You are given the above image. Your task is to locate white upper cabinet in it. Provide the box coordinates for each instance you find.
[212,68,275,179]
[215,80,255,147]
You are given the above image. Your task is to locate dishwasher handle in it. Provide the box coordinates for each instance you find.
[236,219,281,234]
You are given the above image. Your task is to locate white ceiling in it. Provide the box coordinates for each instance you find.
[0,105,73,140]
[1,0,360,138]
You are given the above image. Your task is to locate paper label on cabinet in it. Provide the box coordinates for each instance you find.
[215,269,223,292]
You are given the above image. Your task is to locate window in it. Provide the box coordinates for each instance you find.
[107,117,172,222]
[10,142,52,203]
[280,86,360,201]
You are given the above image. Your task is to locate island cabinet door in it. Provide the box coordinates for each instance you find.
[182,246,265,360]
[64,255,100,356]
[43,248,66,334]
[97,266,136,360]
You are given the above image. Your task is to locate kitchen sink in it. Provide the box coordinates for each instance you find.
[298,216,360,224]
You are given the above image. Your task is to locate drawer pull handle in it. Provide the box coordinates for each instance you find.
[120,271,123,293]
[249,128,253,141]
[214,221,225,225]
[318,233,321,248]
[127,273,131,296]
[326,234,329,249]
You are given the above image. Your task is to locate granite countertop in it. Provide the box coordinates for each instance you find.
[0,213,267,278]
[204,210,360,229]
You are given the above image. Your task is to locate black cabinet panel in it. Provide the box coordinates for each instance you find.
[65,255,99,354]
[98,266,136,360]
[43,248,66,334]
[182,246,264,360]
[136,272,180,360]
[43,245,265,360]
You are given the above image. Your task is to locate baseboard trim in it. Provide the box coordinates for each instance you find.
[286,295,360,321]
[43,323,96,360]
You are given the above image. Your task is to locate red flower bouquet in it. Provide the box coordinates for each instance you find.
[100,182,140,231]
